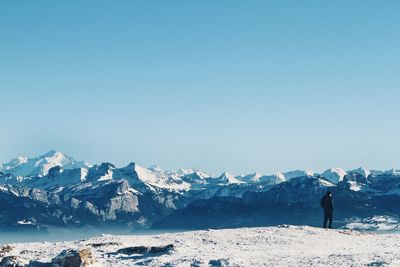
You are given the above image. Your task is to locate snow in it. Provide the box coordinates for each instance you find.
[236,172,263,183]
[1,150,91,177]
[349,167,370,178]
[345,216,399,231]
[4,150,400,194]
[319,178,335,187]
[284,170,314,180]
[217,171,244,184]
[134,164,192,191]
[268,170,314,182]
[236,172,286,184]
[236,170,315,183]
[274,172,286,181]
[127,187,142,195]
[98,170,114,182]
[27,167,90,189]
[3,226,400,266]
[383,169,400,176]
[174,168,202,176]
[321,168,347,183]
[80,168,89,182]
[347,181,363,191]
[148,165,164,172]
[16,220,34,225]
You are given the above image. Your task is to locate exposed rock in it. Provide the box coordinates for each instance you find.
[27,261,52,267]
[0,245,13,257]
[115,244,174,255]
[51,248,95,267]
[0,256,28,267]
[0,245,13,253]
[89,242,121,248]
[208,258,233,267]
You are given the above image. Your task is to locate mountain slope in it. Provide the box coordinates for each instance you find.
[0,150,90,177]
[153,174,400,229]
[5,226,400,266]
[2,151,400,230]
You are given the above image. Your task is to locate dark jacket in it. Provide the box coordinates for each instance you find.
[320,194,334,212]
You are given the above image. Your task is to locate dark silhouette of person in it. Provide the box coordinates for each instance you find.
[320,191,334,228]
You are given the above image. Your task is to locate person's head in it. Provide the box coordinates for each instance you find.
[326,191,332,196]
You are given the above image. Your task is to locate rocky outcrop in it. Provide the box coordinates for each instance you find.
[115,244,174,255]
[51,248,95,267]
[0,256,28,267]
[88,242,121,248]
[0,245,13,258]
[153,175,400,229]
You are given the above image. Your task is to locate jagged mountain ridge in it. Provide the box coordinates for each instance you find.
[0,151,277,228]
[2,150,399,189]
[1,151,400,229]
[153,173,400,229]
[0,150,91,177]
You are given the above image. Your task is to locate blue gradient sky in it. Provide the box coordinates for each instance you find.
[1,1,400,175]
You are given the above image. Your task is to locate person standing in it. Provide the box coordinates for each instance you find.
[320,191,334,229]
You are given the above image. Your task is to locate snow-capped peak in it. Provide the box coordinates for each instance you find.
[1,150,91,177]
[217,171,244,184]
[321,168,347,183]
[348,167,370,178]
[4,151,400,193]
[273,172,286,181]
[43,149,61,157]
[281,170,315,180]
[383,168,400,176]
[236,172,263,183]
[148,165,164,172]
[131,163,191,191]
[173,168,201,177]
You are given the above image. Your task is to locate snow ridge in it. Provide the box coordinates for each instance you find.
[2,151,400,191]
[1,150,91,177]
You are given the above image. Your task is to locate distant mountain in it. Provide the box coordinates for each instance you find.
[321,168,347,183]
[280,170,315,180]
[236,172,285,184]
[348,167,370,179]
[216,172,244,184]
[153,173,400,229]
[0,150,90,177]
[1,151,400,230]
[0,151,275,228]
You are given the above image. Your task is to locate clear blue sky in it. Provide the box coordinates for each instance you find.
[1,1,400,175]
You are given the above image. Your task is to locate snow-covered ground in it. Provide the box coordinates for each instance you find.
[2,226,400,266]
[345,216,400,232]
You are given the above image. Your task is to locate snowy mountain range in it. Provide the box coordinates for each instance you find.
[0,150,90,177]
[3,150,396,187]
[0,150,400,230]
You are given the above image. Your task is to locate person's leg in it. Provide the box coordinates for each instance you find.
[323,211,328,228]
[328,212,333,229]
